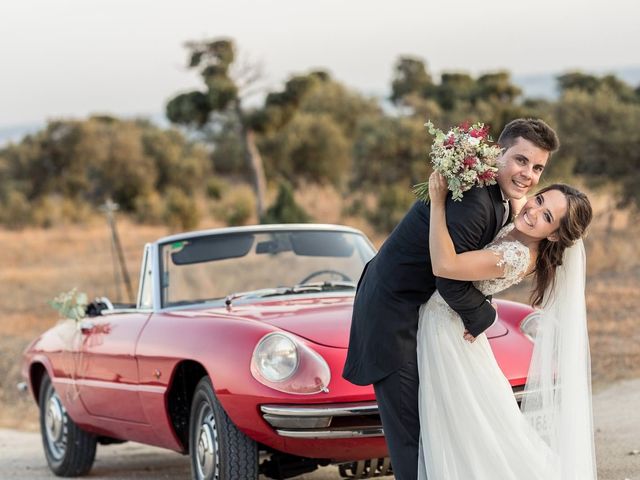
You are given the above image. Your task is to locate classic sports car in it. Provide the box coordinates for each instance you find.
[21,224,539,479]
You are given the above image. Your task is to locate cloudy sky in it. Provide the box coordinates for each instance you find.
[1,0,638,127]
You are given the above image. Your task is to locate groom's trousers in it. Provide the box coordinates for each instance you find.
[373,355,421,480]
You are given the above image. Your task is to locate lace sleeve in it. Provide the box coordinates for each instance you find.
[488,241,530,283]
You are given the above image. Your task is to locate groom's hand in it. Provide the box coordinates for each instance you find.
[463,302,497,342]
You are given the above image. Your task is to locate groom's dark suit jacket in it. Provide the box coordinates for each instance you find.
[343,184,505,386]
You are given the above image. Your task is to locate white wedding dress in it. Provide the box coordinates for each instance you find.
[417,224,562,480]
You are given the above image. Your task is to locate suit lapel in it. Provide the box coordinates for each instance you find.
[488,184,504,239]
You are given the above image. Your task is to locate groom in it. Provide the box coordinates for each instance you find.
[343,118,559,480]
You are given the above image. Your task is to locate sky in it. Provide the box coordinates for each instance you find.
[1,0,638,128]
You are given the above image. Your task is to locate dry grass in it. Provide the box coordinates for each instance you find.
[1,189,638,430]
[0,221,168,332]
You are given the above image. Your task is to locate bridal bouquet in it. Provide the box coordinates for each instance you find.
[49,288,88,325]
[413,120,502,202]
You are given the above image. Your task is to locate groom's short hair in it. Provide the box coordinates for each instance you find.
[498,118,560,155]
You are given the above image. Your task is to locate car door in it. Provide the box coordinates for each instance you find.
[75,246,155,424]
[75,310,152,423]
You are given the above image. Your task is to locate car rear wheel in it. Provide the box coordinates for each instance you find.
[39,374,96,476]
[189,376,258,480]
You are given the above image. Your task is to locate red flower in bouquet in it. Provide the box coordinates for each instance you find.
[469,125,490,138]
[479,170,497,182]
[463,156,477,168]
[444,135,456,148]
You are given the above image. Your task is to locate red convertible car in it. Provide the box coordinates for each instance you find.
[21,224,538,479]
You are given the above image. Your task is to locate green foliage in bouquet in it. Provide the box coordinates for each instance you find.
[49,288,88,323]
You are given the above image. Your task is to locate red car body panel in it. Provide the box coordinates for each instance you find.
[23,294,534,461]
[22,225,536,465]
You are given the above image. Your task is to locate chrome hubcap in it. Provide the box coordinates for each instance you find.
[44,388,67,460]
[195,405,218,479]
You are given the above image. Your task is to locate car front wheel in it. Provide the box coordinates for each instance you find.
[39,374,96,476]
[189,376,258,480]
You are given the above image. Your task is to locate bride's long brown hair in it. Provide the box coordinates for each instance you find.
[529,184,593,307]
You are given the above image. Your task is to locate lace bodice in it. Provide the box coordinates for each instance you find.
[473,223,531,296]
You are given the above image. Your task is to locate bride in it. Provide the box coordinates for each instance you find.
[417,172,596,479]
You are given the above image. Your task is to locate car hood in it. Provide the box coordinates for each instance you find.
[200,294,508,348]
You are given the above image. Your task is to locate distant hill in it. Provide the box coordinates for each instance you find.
[0,113,169,148]
[0,122,44,147]
[514,66,640,100]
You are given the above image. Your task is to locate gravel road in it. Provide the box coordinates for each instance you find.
[1,379,638,479]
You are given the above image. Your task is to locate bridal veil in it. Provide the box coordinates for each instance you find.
[521,239,597,479]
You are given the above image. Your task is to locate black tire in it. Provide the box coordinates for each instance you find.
[189,376,258,480]
[39,374,97,477]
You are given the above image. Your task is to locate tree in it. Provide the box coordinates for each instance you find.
[260,113,351,187]
[390,56,523,123]
[166,38,268,217]
[436,72,475,110]
[352,115,429,186]
[0,117,210,228]
[557,72,602,95]
[166,39,347,219]
[390,57,434,105]
[474,72,522,104]
[556,88,640,208]
[298,80,380,138]
[558,72,638,104]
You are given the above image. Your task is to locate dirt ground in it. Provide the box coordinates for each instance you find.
[1,378,638,479]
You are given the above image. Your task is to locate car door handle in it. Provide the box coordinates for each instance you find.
[80,320,95,334]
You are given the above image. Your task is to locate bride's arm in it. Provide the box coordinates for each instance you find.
[429,172,506,281]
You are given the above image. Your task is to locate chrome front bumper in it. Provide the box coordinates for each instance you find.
[260,401,383,439]
[261,386,526,439]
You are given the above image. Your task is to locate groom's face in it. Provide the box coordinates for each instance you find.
[496,137,550,200]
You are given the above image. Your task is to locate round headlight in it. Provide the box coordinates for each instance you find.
[520,310,542,342]
[253,333,299,382]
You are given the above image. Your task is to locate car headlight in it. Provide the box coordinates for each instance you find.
[251,332,331,395]
[520,310,542,342]
[252,333,299,382]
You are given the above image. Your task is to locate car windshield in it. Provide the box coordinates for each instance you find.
[159,229,376,308]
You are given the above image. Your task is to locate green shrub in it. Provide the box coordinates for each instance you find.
[261,181,310,224]
[205,177,226,200]
[342,196,366,217]
[163,188,200,231]
[366,184,415,233]
[0,190,32,229]
[60,198,92,224]
[260,113,351,187]
[134,192,165,224]
[28,195,91,228]
[30,196,61,228]
[215,185,255,226]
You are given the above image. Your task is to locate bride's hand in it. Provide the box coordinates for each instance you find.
[428,172,448,205]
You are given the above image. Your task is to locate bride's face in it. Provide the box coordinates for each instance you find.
[514,189,568,241]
